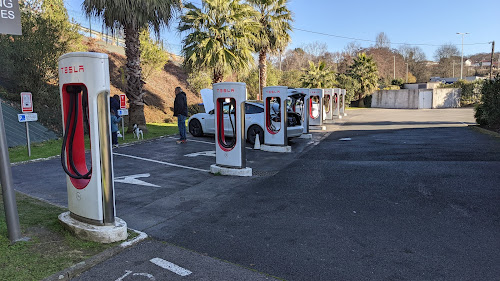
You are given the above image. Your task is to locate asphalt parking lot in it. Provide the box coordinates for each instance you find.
[11,108,500,280]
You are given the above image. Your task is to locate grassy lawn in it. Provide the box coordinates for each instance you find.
[8,122,180,163]
[1,123,170,279]
[0,191,137,281]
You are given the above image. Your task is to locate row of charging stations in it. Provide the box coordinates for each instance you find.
[209,84,348,176]
[56,52,349,227]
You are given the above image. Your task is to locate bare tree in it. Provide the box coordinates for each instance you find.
[397,44,429,82]
[375,32,391,49]
[434,43,460,61]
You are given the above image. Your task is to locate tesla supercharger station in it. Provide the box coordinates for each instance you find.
[309,88,324,129]
[260,86,291,153]
[323,88,333,121]
[210,82,252,177]
[340,89,347,116]
[295,88,312,138]
[333,88,342,118]
[58,52,126,243]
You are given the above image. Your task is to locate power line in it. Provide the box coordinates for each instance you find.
[294,27,491,47]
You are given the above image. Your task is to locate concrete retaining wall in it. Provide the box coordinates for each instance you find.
[371,89,419,109]
[371,88,461,109]
[432,88,460,108]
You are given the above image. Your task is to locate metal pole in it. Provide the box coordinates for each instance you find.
[457,32,469,80]
[393,56,396,79]
[25,122,31,157]
[406,63,409,83]
[121,118,125,140]
[460,35,464,80]
[0,102,23,243]
[490,41,495,80]
[452,61,455,78]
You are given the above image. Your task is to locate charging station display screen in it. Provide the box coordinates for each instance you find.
[266,97,281,134]
[217,98,237,151]
[309,96,320,119]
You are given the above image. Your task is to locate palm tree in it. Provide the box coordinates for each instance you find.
[300,61,336,89]
[248,0,292,99]
[179,0,258,84]
[83,0,182,132]
[348,53,379,107]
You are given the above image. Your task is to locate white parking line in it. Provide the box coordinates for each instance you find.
[113,152,210,173]
[150,258,193,277]
[170,136,253,150]
[169,136,214,145]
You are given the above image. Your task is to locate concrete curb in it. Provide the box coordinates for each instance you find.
[42,228,148,281]
[468,125,500,138]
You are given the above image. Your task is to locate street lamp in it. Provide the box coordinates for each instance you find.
[457,32,469,80]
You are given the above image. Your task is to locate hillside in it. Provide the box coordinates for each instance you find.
[101,46,202,124]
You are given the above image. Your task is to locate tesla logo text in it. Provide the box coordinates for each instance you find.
[264,90,282,94]
[61,65,84,74]
[216,88,235,93]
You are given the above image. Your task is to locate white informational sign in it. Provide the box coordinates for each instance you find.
[118,109,128,116]
[18,113,38,122]
[0,0,22,35]
[21,92,33,113]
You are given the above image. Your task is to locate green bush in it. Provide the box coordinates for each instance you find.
[474,76,500,127]
[440,79,484,106]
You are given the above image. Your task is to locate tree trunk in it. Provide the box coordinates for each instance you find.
[258,50,267,100]
[124,25,147,133]
[358,92,365,107]
[212,68,223,84]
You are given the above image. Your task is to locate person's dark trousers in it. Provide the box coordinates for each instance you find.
[112,131,118,145]
[177,114,187,141]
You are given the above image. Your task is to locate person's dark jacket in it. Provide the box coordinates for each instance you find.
[110,96,120,117]
[174,91,188,117]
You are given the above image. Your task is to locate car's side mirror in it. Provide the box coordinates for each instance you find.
[209,109,214,114]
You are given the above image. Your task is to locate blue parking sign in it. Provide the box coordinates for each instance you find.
[18,114,26,122]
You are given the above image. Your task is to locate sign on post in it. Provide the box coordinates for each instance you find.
[21,92,33,113]
[19,93,36,157]
[0,0,24,244]
[119,94,127,109]
[119,94,127,139]
[0,0,22,35]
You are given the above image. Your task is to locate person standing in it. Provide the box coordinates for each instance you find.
[110,108,122,147]
[174,86,188,144]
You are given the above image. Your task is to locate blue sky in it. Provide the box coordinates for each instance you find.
[64,0,499,61]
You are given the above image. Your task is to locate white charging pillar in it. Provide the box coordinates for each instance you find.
[333,88,341,118]
[340,89,347,116]
[295,88,310,135]
[210,82,252,176]
[323,88,333,120]
[309,88,324,128]
[261,86,291,153]
[58,52,126,243]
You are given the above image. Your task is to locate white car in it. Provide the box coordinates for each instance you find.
[188,91,305,144]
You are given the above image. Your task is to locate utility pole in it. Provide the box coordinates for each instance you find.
[490,41,495,80]
[457,32,469,80]
[452,61,455,77]
[405,63,409,83]
[393,56,396,79]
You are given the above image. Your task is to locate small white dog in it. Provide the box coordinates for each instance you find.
[133,124,144,140]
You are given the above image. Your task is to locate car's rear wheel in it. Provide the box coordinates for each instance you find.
[189,119,203,137]
[247,125,264,145]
